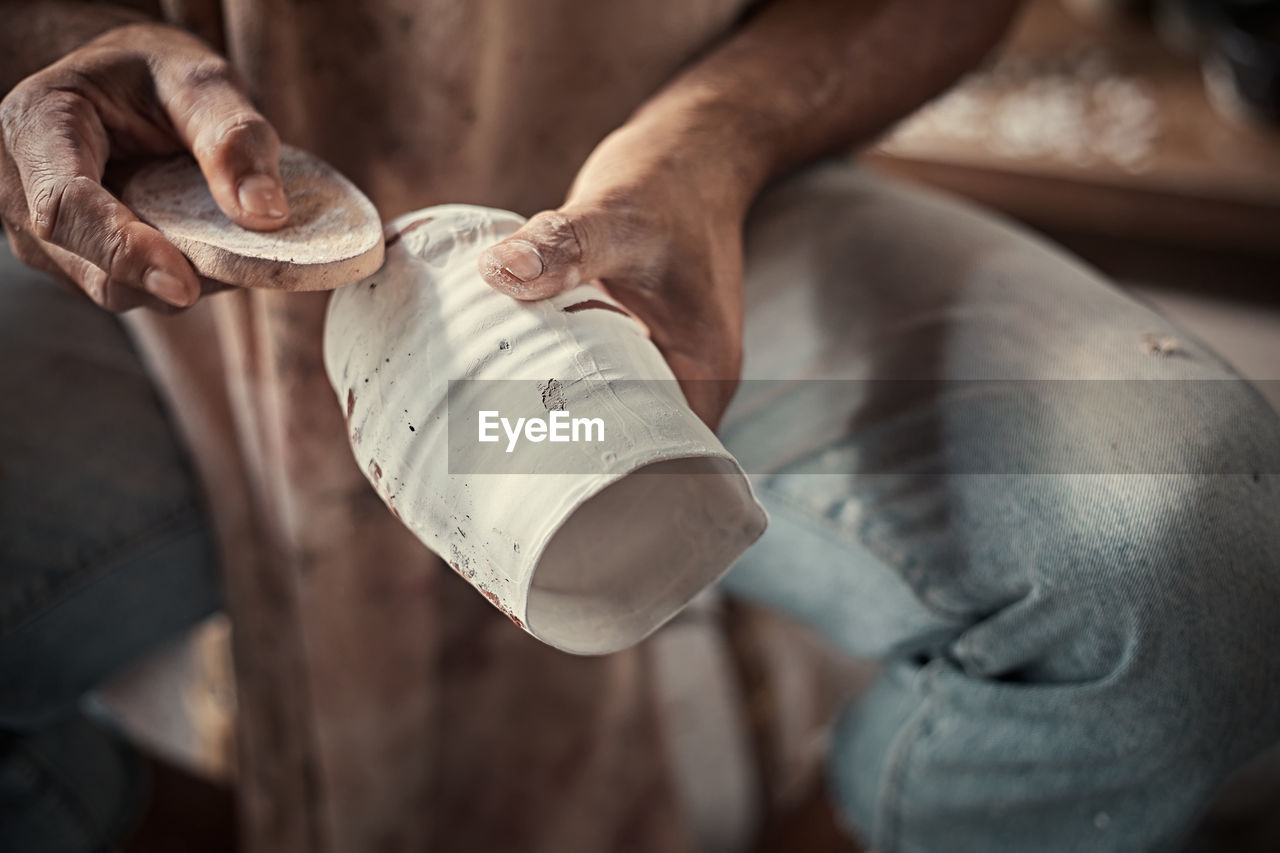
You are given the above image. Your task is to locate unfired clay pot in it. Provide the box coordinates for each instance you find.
[323,205,766,654]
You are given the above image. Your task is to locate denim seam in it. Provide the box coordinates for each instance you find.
[754,481,974,624]
[0,502,208,636]
[875,667,938,853]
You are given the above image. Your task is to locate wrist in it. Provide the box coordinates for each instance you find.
[625,84,778,221]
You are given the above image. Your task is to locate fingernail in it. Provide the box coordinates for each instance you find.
[237,174,288,219]
[491,240,544,282]
[144,268,196,306]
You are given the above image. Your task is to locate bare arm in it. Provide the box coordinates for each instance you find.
[481,0,1021,426]
[638,0,1021,209]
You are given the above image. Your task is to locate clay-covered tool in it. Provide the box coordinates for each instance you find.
[122,144,384,291]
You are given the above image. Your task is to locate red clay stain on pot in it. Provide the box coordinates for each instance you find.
[563,299,631,319]
[368,460,383,484]
[346,388,356,421]
[478,586,525,629]
[385,215,436,247]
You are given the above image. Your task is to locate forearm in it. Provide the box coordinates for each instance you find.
[0,1,156,92]
[629,0,1021,211]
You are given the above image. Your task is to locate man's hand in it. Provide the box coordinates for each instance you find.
[478,0,1018,429]
[0,22,288,312]
[479,120,747,430]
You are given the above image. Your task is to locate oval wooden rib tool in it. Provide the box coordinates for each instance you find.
[122,144,384,291]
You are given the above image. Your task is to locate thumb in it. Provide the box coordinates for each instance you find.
[479,207,625,301]
[155,57,290,232]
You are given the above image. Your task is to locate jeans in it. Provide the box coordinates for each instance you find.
[2,165,1278,852]
[0,249,221,851]
[720,165,1280,851]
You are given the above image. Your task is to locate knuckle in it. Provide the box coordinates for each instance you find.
[0,92,25,139]
[36,90,94,137]
[27,179,70,241]
[180,57,237,92]
[198,112,275,161]
[1,86,64,147]
[538,210,576,239]
[29,174,98,244]
[533,210,586,262]
[0,72,53,119]
[98,224,131,278]
[220,113,273,146]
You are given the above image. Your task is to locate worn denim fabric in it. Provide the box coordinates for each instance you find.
[722,165,1280,852]
[0,246,220,851]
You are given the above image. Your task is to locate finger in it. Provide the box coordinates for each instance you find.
[154,57,289,231]
[4,90,201,308]
[39,237,168,313]
[10,207,220,310]
[478,206,639,301]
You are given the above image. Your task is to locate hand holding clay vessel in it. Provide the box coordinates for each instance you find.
[324,205,767,654]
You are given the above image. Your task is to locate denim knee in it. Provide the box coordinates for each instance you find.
[827,470,1280,852]
[953,464,1280,771]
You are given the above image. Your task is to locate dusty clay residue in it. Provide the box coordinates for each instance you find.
[540,378,566,412]
[123,145,381,264]
[448,543,474,579]
[1142,333,1183,357]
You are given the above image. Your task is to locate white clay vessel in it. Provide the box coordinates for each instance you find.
[324,205,767,654]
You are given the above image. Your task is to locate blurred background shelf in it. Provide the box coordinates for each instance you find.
[866,0,1280,259]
